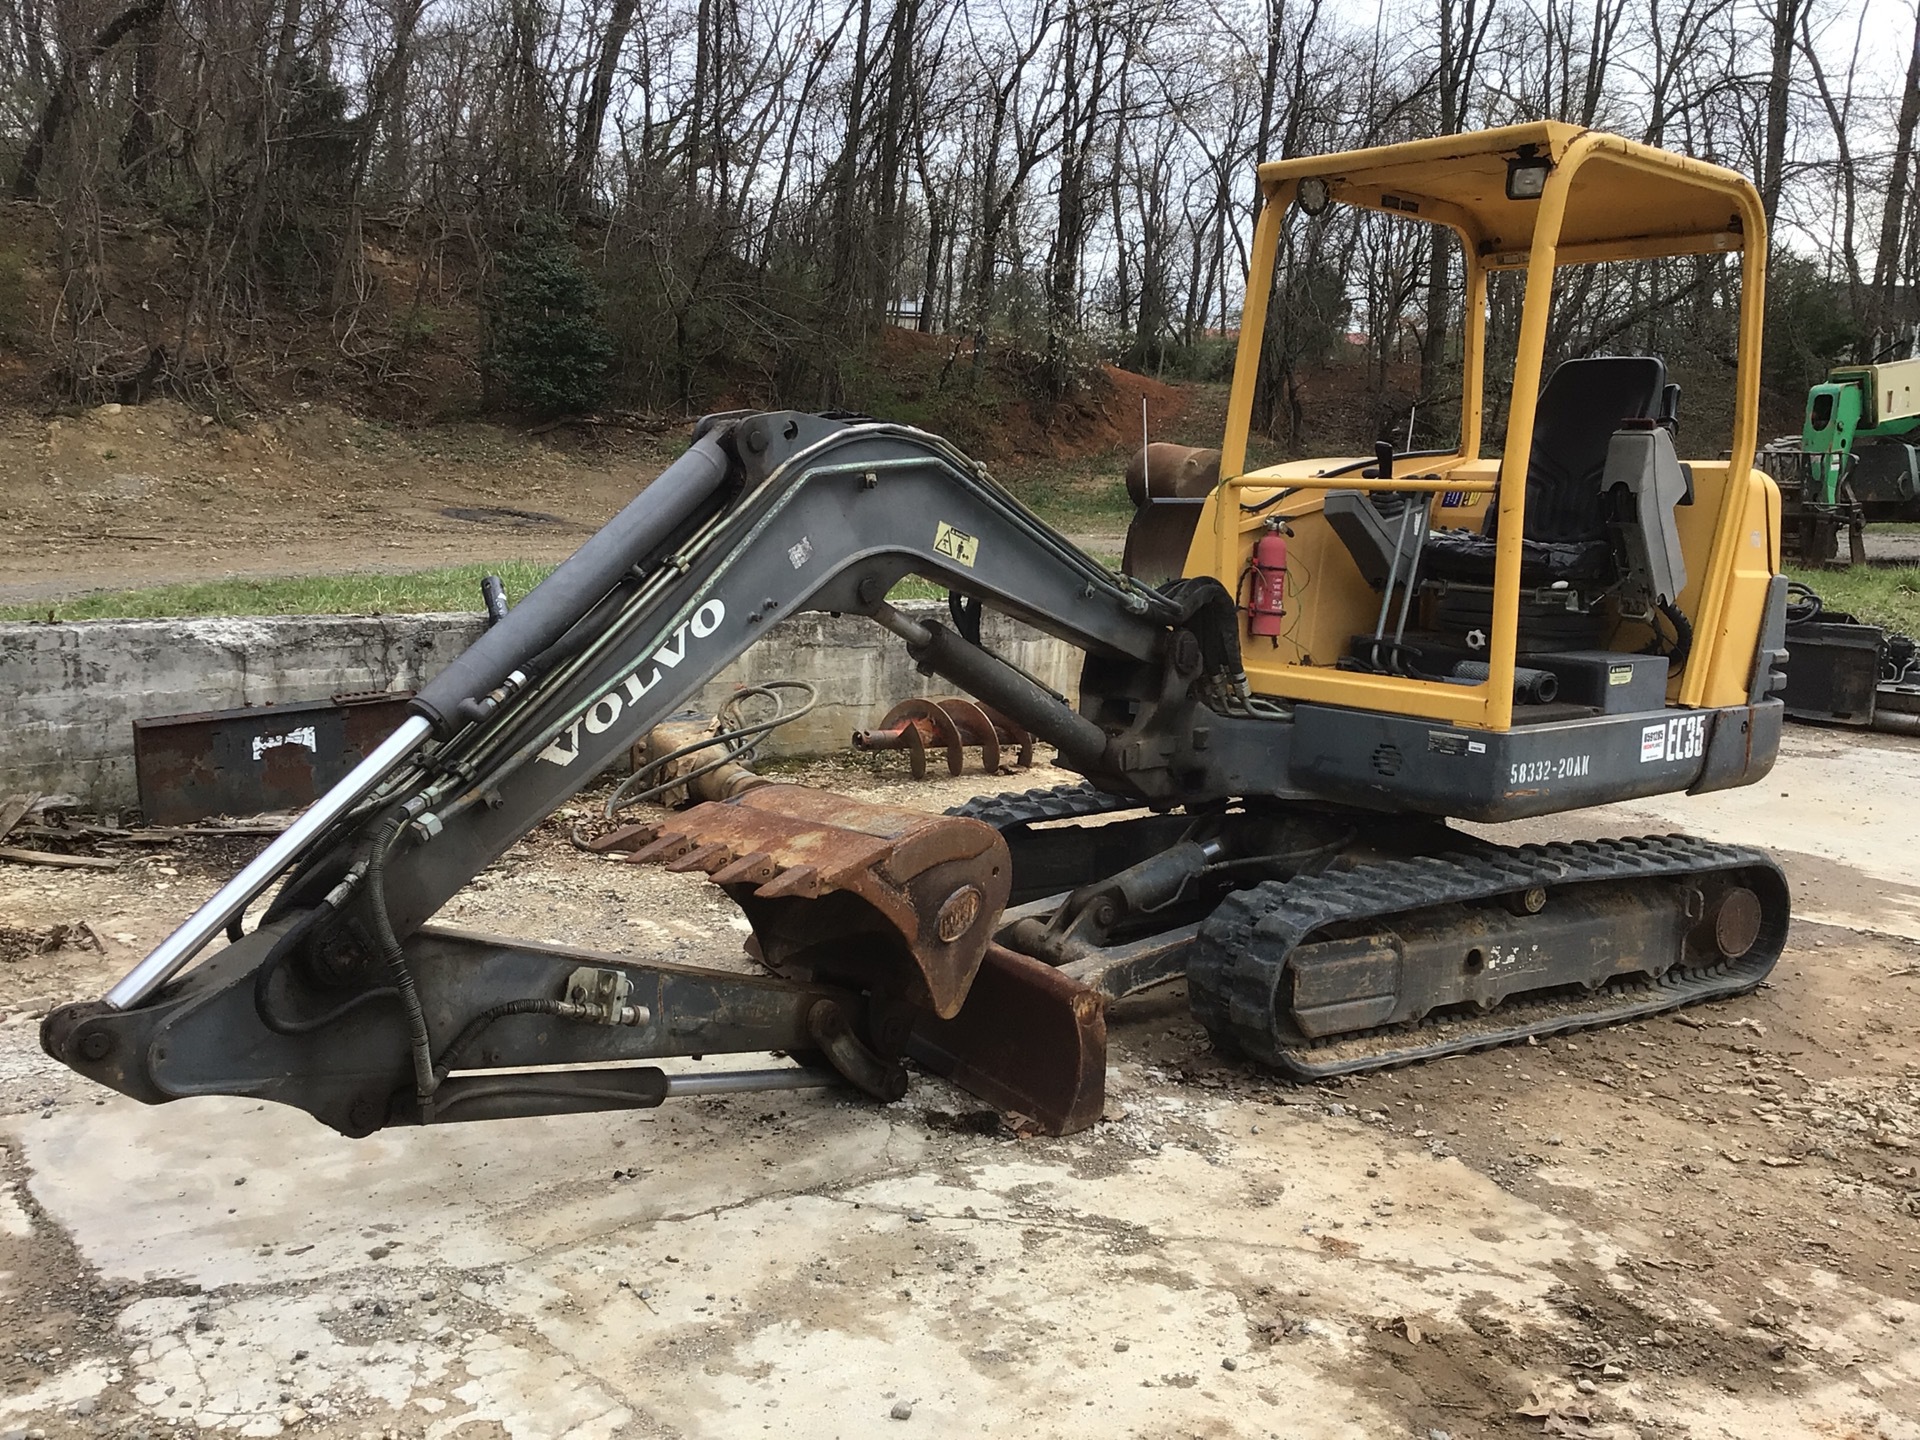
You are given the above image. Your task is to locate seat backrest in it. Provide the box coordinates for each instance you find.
[1509,356,1668,545]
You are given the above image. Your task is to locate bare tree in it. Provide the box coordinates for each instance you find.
[1875,2,1920,340]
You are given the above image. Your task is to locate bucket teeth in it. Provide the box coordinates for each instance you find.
[753,864,821,900]
[584,823,658,854]
[616,783,1011,1019]
[709,851,776,886]
[624,832,694,864]
[605,783,1104,1130]
[664,841,733,874]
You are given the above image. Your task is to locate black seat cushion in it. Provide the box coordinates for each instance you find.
[1498,355,1668,545]
[1427,356,1668,590]
[1422,528,1616,586]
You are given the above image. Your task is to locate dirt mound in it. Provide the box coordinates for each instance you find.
[859,327,1198,465]
[0,396,688,605]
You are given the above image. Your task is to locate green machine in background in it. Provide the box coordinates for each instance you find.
[1764,355,1920,563]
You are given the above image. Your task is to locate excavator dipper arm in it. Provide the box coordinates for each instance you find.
[43,413,1205,1137]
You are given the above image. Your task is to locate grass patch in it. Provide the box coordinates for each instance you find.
[0,548,1125,622]
[997,457,1136,534]
[0,561,559,622]
[1784,563,1920,635]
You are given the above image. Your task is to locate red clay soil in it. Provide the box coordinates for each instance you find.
[864,327,1196,464]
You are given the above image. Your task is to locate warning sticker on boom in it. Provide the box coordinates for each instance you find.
[933,521,979,567]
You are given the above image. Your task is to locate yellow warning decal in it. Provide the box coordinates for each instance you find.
[933,521,979,568]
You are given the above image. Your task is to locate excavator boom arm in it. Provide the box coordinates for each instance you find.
[44,413,1207,1137]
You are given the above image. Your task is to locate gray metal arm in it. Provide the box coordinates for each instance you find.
[103,413,1183,1006]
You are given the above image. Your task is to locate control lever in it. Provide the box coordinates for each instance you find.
[481,575,510,627]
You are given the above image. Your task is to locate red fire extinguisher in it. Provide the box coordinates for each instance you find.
[1243,518,1291,642]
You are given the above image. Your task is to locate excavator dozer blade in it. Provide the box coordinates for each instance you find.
[909,942,1106,1137]
[616,784,1106,1132]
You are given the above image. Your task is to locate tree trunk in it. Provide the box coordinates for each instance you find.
[1760,0,1801,225]
[1418,0,1491,428]
[1801,6,1865,311]
[686,0,713,209]
[14,0,169,199]
[825,0,875,343]
[1044,0,1114,400]
[567,0,639,215]
[116,10,162,189]
[1875,4,1920,331]
[871,0,919,322]
[332,0,428,312]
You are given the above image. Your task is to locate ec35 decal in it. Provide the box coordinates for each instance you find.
[1641,715,1706,764]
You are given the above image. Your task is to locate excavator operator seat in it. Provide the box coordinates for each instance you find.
[1600,421,1689,609]
[1509,355,1669,545]
[1418,354,1674,590]
[1337,354,1695,681]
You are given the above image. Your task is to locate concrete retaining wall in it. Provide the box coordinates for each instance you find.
[0,605,1079,811]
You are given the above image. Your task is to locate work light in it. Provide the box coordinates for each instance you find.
[1506,147,1551,200]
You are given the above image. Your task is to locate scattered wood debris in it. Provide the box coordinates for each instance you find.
[0,798,288,871]
[0,920,106,963]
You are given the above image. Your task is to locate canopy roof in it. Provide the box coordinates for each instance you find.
[1256,122,1760,268]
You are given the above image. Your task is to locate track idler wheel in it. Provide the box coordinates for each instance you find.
[1702,885,1763,960]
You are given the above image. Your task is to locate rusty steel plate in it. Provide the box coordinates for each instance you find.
[909,943,1107,1136]
[132,692,416,825]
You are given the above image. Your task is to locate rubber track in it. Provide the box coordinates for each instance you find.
[1187,834,1789,1079]
[945,783,1144,832]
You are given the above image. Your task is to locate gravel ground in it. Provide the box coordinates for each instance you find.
[2,736,1918,1440]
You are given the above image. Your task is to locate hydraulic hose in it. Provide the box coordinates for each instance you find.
[431,999,613,1083]
[411,432,733,734]
[251,904,400,1037]
[1654,599,1694,675]
[361,814,648,1119]
[363,815,440,1119]
[600,680,817,818]
[1450,660,1560,705]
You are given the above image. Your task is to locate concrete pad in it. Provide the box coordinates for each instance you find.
[20,1089,923,1290]
[1606,727,1920,882]
[0,1358,113,1422]
[5,1061,1595,1439]
[7,731,1920,1438]
[8,1037,1920,1439]
[0,1180,32,1238]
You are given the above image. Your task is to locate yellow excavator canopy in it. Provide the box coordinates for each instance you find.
[1256,122,1755,268]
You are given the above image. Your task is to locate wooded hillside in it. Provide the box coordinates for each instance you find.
[0,0,1914,451]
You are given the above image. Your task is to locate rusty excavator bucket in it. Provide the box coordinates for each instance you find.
[596,784,1106,1134]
